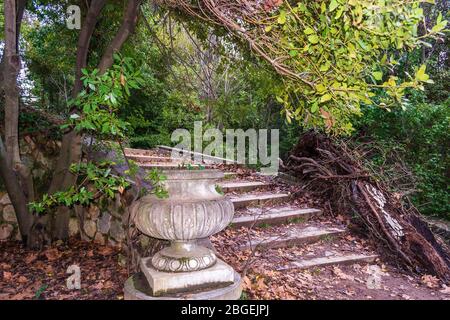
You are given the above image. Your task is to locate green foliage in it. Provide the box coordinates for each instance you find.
[145,169,169,199]
[28,56,143,215]
[215,185,224,195]
[10,1,448,221]
[29,161,130,214]
[261,0,447,134]
[355,101,449,219]
[64,55,144,139]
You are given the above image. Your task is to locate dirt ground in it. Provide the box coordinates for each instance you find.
[0,240,128,300]
[1,237,449,300]
[211,228,450,300]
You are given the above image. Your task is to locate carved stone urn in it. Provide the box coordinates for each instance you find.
[125,169,241,299]
[134,169,234,273]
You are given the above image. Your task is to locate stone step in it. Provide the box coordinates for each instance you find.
[230,193,290,209]
[239,226,345,251]
[125,154,177,163]
[231,207,322,228]
[278,254,378,271]
[220,181,272,193]
[124,147,167,156]
[157,145,238,164]
[140,163,212,170]
[223,172,237,180]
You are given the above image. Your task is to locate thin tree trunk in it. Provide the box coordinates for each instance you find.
[97,0,141,73]
[4,0,21,169]
[48,0,107,240]
[1,0,33,241]
[72,0,107,95]
[0,138,32,241]
[49,0,141,241]
[0,0,25,98]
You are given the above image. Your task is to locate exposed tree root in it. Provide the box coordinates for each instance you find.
[282,131,450,281]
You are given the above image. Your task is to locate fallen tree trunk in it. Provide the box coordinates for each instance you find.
[282,131,450,281]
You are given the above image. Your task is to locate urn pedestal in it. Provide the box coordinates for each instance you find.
[124,170,242,300]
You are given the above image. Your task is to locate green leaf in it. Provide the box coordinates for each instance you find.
[311,103,319,113]
[320,63,330,72]
[289,50,299,57]
[304,27,315,35]
[372,71,383,81]
[415,65,429,82]
[278,10,287,24]
[308,35,319,44]
[320,93,332,103]
[329,0,339,12]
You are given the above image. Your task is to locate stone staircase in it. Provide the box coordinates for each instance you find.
[124,147,378,273]
[216,174,378,271]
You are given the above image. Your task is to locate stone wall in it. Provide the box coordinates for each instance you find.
[0,190,131,244]
[0,133,59,241]
[70,199,128,246]
[0,193,20,241]
[0,134,131,245]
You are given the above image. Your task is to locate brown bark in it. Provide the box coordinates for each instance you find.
[0,138,32,240]
[46,0,106,240]
[73,0,107,96]
[3,0,31,199]
[283,131,450,281]
[0,0,33,241]
[4,0,21,169]
[1,0,27,106]
[97,0,142,73]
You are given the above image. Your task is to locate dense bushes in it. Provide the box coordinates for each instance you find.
[355,101,449,219]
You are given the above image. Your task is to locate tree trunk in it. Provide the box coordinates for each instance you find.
[97,0,141,73]
[1,0,33,241]
[0,138,32,241]
[4,0,21,169]
[72,0,107,95]
[48,0,141,241]
[47,0,107,241]
[283,131,450,281]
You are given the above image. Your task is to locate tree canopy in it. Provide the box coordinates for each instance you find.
[160,0,447,134]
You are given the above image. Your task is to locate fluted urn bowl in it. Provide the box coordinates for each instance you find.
[133,169,234,273]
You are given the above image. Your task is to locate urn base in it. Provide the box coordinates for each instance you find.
[124,269,242,300]
[132,257,240,298]
[152,241,217,272]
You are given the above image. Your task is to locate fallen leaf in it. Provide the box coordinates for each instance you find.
[0,263,11,270]
[333,266,354,281]
[3,271,12,281]
[421,274,440,288]
[104,280,114,289]
[25,253,38,264]
[98,246,113,256]
[92,282,104,290]
[9,290,35,300]
[440,285,450,295]
[242,276,252,290]
[256,277,268,291]
[43,248,62,261]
